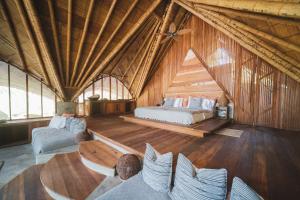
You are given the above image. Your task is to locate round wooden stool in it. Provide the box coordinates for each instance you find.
[116,154,141,180]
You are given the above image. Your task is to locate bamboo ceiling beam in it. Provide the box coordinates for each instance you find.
[196,6,300,54]
[74,0,117,87]
[1,0,28,70]
[66,0,72,86]
[129,24,158,89]
[70,0,95,86]
[23,0,66,99]
[14,0,50,85]
[175,0,300,82]
[194,4,300,26]
[197,7,300,69]
[135,1,175,97]
[47,0,64,85]
[72,0,162,101]
[187,0,300,19]
[121,20,158,80]
[77,0,139,87]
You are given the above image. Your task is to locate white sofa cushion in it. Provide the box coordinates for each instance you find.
[48,116,66,129]
[230,177,263,200]
[142,143,173,192]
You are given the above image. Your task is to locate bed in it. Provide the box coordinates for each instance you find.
[134,97,216,125]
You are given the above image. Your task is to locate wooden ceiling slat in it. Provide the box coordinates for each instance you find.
[66,0,72,86]
[72,0,162,100]
[22,0,66,99]
[74,0,117,87]
[0,0,27,70]
[14,0,50,85]
[77,0,139,88]
[47,0,64,85]
[70,0,95,86]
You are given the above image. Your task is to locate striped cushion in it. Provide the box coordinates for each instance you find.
[230,177,262,200]
[142,143,173,192]
[169,153,227,200]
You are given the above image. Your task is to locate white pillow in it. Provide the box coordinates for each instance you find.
[49,116,66,129]
[187,97,203,109]
[163,97,175,107]
[202,98,216,111]
[173,98,184,108]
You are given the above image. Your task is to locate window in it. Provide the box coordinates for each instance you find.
[0,61,57,120]
[94,79,102,98]
[111,77,117,100]
[84,84,93,100]
[10,66,27,119]
[0,62,9,120]
[117,80,123,99]
[28,76,42,118]
[103,76,110,100]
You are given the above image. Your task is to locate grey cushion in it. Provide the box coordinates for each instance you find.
[142,143,173,192]
[169,153,227,200]
[96,173,171,200]
[230,177,262,200]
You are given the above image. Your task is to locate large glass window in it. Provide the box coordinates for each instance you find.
[111,77,117,100]
[0,61,57,120]
[94,79,102,98]
[84,84,93,100]
[28,76,42,118]
[0,62,9,120]
[117,80,123,99]
[103,76,110,100]
[10,66,27,119]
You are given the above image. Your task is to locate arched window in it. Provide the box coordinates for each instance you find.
[0,61,57,120]
[76,75,133,115]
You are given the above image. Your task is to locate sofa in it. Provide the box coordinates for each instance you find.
[31,116,86,155]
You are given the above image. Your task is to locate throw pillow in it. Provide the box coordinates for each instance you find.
[230,177,262,200]
[163,97,175,107]
[142,143,173,192]
[187,96,203,109]
[169,153,227,200]
[48,116,66,129]
[202,98,216,111]
[173,98,184,108]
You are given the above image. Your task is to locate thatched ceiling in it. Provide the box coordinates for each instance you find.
[0,0,299,100]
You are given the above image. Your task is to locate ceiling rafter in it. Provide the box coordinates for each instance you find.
[121,20,158,80]
[74,0,117,87]
[0,0,28,70]
[135,0,175,97]
[109,17,157,76]
[47,0,64,85]
[77,0,139,87]
[66,0,72,86]
[22,0,66,99]
[129,23,159,89]
[14,0,51,85]
[72,0,163,101]
[70,0,95,86]
[186,0,300,19]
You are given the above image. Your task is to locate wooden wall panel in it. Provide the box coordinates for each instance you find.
[138,15,300,131]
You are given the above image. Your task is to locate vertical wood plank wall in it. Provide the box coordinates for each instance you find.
[137,15,300,131]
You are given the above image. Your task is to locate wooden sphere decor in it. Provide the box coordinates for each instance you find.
[116,154,141,180]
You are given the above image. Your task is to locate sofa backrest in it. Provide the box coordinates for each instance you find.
[66,117,86,134]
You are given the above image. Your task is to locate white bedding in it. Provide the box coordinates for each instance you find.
[134,106,214,125]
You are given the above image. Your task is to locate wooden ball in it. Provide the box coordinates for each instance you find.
[116,154,141,180]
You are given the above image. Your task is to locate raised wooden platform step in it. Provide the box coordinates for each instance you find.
[40,152,106,200]
[120,115,230,138]
[79,140,123,176]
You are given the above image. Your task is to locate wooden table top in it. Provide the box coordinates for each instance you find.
[79,140,123,169]
[40,152,106,200]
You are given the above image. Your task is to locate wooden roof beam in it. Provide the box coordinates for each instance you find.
[135,0,175,97]
[70,0,95,86]
[0,0,28,71]
[77,0,139,87]
[14,0,50,85]
[72,0,162,101]
[23,0,66,99]
[47,0,65,85]
[74,0,117,87]
[187,0,300,19]
[66,0,72,86]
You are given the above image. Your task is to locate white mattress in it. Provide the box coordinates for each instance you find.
[134,106,214,125]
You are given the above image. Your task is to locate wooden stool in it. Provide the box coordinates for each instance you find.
[116,154,141,180]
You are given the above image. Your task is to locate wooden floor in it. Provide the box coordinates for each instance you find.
[87,116,300,200]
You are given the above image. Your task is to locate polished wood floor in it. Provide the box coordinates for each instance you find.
[87,116,300,200]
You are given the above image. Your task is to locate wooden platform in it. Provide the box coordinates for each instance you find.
[79,140,123,176]
[40,152,106,200]
[120,115,230,138]
[87,116,300,200]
